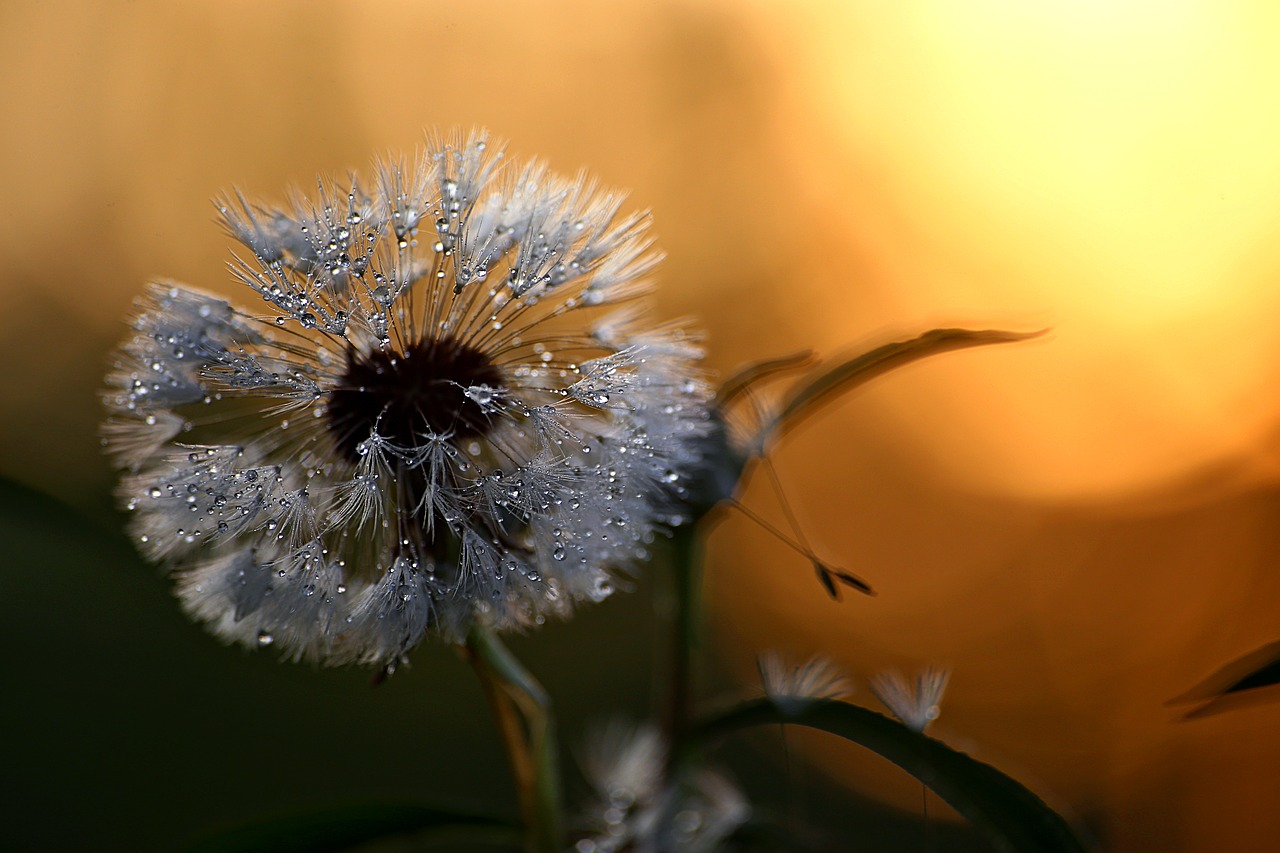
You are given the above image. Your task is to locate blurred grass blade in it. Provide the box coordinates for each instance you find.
[759,328,1046,451]
[184,803,521,853]
[1168,640,1280,704]
[691,698,1088,853]
[715,349,815,408]
[1168,641,1280,719]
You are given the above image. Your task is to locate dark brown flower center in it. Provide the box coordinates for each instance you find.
[327,337,504,462]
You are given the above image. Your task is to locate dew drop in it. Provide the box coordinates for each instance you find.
[591,577,614,601]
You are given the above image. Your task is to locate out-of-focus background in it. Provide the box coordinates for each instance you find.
[5,1,1280,850]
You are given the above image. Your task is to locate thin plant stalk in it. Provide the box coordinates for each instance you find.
[465,624,563,853]
[663,521,705,775]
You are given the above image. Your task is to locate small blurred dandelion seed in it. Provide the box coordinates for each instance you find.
[577,719,749,853]
[758,652,850,714]
[869,666,951,732]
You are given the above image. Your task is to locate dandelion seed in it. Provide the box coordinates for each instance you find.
[757,652,850,714]
[869,666,951,732]
[103,129,712,667]
[578,720,749,853]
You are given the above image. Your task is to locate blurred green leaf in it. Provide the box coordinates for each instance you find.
[691,698,1088,853]
[759,328,1046,451]
[183,803,521,853]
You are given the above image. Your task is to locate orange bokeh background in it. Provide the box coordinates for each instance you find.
[4,2,1280,849]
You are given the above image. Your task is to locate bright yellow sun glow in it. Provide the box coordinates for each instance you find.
[758,0,1280,498]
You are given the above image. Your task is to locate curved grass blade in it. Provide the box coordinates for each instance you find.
[1167,640,1280,719]
[183,803,522,853]
[691,698,1088,853]
[715,349,815,409]
[759,328,1046,451]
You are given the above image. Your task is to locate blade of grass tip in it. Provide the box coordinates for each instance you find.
[1167,640,1280,705]
[760,328,1047,451]
[715,350,816,409]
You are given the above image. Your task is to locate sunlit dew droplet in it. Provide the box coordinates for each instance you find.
[256,630,274,646]
[552,546,566,561]
[465,385,493,405]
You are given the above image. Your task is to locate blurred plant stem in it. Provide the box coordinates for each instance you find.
[664,520,705,776]
[465,624,563,853]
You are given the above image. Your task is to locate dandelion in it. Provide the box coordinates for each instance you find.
[102,129,712,668]
[869,666,951,732]
[576,720,749,853]
[757,652,850,714]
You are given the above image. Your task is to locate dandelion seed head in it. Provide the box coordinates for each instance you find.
[103,129,712,667]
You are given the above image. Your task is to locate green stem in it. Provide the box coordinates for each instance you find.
[663,521,705,775]
[466,624,563,853]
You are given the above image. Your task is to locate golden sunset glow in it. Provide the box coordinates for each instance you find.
[745,0,1280,499]
[4,2,1280,850]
